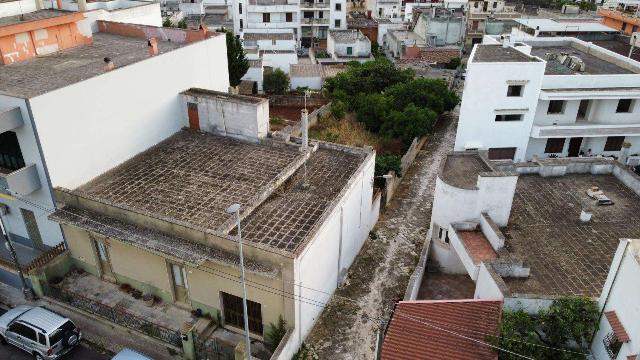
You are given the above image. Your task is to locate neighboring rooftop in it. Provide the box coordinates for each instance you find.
[529,44,636,75]
[0,32,184,98]
[515,18,618,33]
[347,17,378,28]
[290,64,324,77]
[243,32,294,41]
[0,9,70,27]
[473,44,540,63]
[381,299,502,360]
[441,153,491,189]
[502,173,640,297]
[329,29,368,43]
[182,88,267,105]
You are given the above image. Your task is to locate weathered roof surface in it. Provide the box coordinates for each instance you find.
[49,206,277,276]
[347,17,378,28]
[459,231,497,264]
[0,9,69,27]
[0,33,184,98]
[76,129,301,234]
[329,29,368,43]
[503,174,640,297]
[440,153,491,189]
[381,299,502,360]
[182,88,267,104]
[243,32,294,41]
[605,310,630,342]
[473,44,540,63]
[529,45,635,75]
[290,64,324,77]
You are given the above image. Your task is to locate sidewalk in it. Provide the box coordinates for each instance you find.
[0,282,184,360]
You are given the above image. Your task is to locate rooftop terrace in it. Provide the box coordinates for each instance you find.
[473,44,540,63]
[502,173,640,297]
[529,45,636,75]
[441,153,491,189]
[67,129,369,255]
[0,32,184,98]
[0,9,69,27]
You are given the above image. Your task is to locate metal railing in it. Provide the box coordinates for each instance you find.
[24,243,66,273]
[48,286,182,347]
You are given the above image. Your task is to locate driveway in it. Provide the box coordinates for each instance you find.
[305,109,459,359]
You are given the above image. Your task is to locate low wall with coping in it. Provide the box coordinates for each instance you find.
[479,212,505,251]
[384,136,428,206]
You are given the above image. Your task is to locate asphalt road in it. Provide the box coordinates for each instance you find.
[0,308,110,360]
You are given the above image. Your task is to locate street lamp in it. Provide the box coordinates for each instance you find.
[225,203,251,360]
[0,213,34,300]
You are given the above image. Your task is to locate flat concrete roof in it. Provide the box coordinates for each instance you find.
[0,32,185,98]
[515,18,618,33]
[502,173,640,297]
[529,45,636,75]
[329,29,368,43]
[70,129,369,254]
[441,153,491,189]
[0,9,69,27]
[182,88,267,104]
[473,44,540,63]
[243,32,294,41]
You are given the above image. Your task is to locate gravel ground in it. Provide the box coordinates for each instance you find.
[305,106,459,359]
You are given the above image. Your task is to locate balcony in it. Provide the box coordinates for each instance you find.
[0,107,23,134]
[300,1,329,8]
[301,18,329,25]
[531,122,640,138]
[0,163,41,196]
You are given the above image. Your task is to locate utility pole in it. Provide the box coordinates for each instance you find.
[226,203,251,360]
[0,213,34,300]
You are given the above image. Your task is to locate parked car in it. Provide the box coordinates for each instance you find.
[0,305,82,360]
[112,348,154,360]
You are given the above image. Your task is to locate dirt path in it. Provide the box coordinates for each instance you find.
[305,109,458,359]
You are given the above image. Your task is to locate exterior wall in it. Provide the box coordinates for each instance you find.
[329,0,346,29]
[454,45,547,161]
[377,22,403,46]
[414,13,464,46]
[474,262,505,299]
[0,0,38,17]
[97,20,211,43]
[79,3,163,33]
[328,36,371,57]
[591,240,640,360]
[448,227,479,280]
[281,152,375,359]
[598,9,640,36]
[375,0,400,19]
[28,35,229,190]
[180,93,269,142]
[0,94,65,248]
[242,66,264,92]
[290,75,322,90]
[0,15,93,65]
[475,174,517,226]
[262,51,298,72]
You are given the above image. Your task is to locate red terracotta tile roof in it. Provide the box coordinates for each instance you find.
[606,311,630,342]
[381,299,503,360]
[459,231,497,264]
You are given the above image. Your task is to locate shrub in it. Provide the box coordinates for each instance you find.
[375,153,402,179]
[446,57,462,70]
[265,316,287,352]
[296,86,310,95]
[263,69,290,95]
[177,19,187,29]
[330,100,347,120]
[162,18,172,27]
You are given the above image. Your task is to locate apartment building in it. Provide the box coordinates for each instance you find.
[455,36,640,163]
[466,0,520,46]
[599,0,640,35]
[0,6,228,288]
[50,90,377,358]
[232,0,346,46]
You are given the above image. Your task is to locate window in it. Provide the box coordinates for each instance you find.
[38,332,47,346]
[347,46,353,55]
[286,12,293,22]
[238,3,242,14]
[335,3,341,10]
[488,147,516,160]
[262,13,270,22]
[492,1,497,8]
[49,321,76,346]
[603,332,622,360]
[335,19,341,27]
[474,1,479,7]
[438,227,450,243]
[221,292,263,334]
[545,138,566,153]
[472,20,479,30]
[622,22,627,32]
[304,11,313,18]
[239,19,243,29]
[547,100,565,114]
[21,209,44,250]
[616,99,633,113]
[604,136,625,151]
[495,114,523,121]
[507,85,523,97]
[318,11,323,18]
[11,323,36,341]
[0,131,25,171]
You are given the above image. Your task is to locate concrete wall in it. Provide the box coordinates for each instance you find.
[329,0,347,30]
[592,240,640,360]
[474,262,505,300]
[97,20,210,43]
[290,75,323,90]
[262,52,298,72]
[454,45,546,161]
[0,0,37,18]
[377,22,404,46]
[479,212,505,250]
[328,34,371,58]
[449,227,479,280]
[0,95,65,248]
[476,174,518,226]
[29,35,229,190]
[180,93,269,142]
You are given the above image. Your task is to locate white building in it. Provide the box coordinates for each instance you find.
[232,0,346,47]
[591,239,639,360]
[413,7,465,47]
[466,0,520,46]
[374,0,401,19]
[512,18,618,39]
[0,10,229,288]
[327,29,371,60]
[455,36,640,163]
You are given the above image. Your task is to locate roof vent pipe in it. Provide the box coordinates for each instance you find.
[301,109,309,152]
[103,57,114,71]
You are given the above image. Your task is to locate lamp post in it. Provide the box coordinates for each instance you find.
[0,213,33,300]
[226,203,251,360]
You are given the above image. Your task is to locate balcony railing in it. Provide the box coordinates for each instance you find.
[0,107,24,134]
[300,1,328,7]
[531,122,640,138]
[301,18,329,25]
[0,163,41,196]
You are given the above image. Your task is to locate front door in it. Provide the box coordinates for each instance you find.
[95,240,115,281]
[187,102,199,130]
[568,137,583,157]
[171,263,189,303]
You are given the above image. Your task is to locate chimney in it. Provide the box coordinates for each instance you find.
[103,57,114,71]
[148,38,158,56]
[301,109,309,151]
[618,141,631,165]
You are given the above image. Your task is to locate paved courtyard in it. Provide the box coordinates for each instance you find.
[417,272,475,300]
[305,108,458,359]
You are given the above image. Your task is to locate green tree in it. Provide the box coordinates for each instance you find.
[330,100,347,119]
[381,104,437,146]
[177,19,187,29]
[353,93,391,132]
[324,57,414,98]
[446,57,462,70]
[263,69,290,94]
[224,32,250,87]
[264,316,287,352]
[162,18,172,27]
[375,153,402,177]
[385,78,459,115]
